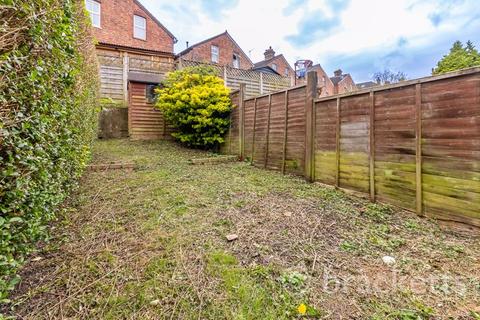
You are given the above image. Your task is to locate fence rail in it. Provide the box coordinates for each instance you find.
[222,68,480,229]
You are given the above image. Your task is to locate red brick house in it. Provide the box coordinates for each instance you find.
[85,0,177,139]
[308,64,335,97]
[330,69,356,94]
[176,31,253,70]
[253,47,295,83]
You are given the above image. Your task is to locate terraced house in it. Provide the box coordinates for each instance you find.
[85,0,177,139]
[176,31,254,70]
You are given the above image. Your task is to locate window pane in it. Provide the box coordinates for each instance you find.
[92,14,100,27]
[134,15,146,28]
[85,0,100,27]
[134,27,146,39]
[211,46,219,63]
[92,1,100,13]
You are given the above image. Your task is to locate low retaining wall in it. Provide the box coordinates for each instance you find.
[98,107,128,139]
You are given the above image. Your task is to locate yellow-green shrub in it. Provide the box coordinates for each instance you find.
[156,66,232,149]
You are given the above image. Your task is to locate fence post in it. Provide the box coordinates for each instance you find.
[415,84,423,216]
[335,97,341,187]
[238,84,246,160]
[122,52,129,105]
[264,94,272,168]
[260,72,264,94]
[305,71,318,182]
[281,90,289,174]
[369,91,376,202]
[251,98,258,163]
[223,66,228,86]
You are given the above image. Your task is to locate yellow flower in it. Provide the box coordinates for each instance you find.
[297,303,307,315]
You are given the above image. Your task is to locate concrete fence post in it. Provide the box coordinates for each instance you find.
[305,71,318,182]
[223,66,228,86]
[260,72,264,94]
[122,52,129,105]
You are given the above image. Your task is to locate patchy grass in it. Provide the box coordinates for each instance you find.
[2,139,479,319]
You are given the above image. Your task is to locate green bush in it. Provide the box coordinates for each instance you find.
[155,66,232,149]
[0,0,99,300]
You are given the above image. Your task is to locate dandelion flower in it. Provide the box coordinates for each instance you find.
[297,303,307,315]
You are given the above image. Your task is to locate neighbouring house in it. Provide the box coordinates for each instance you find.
[330,69,356,94]
[253,47,295,83]
[85,0,177,140]
[176,31,253,70]
[308,64,336,97]
[356,81,377,90]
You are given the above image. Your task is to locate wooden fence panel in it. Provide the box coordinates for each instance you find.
[99,65,124,101]
[420,73,480,226]
[222,90,240,155]
[244,99,256,160]
[314,99,337,185]
[251,96,270,166]
[266,92,288,170]
[285,86,307,175]
[339,93,370,193]
[129,82,166,140]
[374,86,417,210]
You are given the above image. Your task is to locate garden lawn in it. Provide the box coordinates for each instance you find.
[3,139,479,319]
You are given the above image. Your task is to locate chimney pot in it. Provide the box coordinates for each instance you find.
[264,46,275,60]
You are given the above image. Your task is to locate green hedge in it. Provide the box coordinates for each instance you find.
[0,0,99,300]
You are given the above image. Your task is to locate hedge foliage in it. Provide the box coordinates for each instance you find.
[0,0,99,300]
[156,66,232,149]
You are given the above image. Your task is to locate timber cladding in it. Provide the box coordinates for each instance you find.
[128,82,174,140]
[226,68,480,229]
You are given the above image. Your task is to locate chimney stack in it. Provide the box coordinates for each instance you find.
[334,69,343,77]
[264,46,275,60]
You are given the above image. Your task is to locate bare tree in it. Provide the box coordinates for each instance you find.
[372,69,407,85]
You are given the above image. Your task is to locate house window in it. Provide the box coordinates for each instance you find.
[211,45,219,63]
[232,53,240,68]
[134,15,147,40]
[285,69,289,77]
[271,63,277,72]
[146,84,158,103]
[85,0,101,28]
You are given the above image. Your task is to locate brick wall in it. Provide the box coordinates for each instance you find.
[179,33,253,70]
[335,75,356,94]
[90,0,174,53]
[298,65,335,97]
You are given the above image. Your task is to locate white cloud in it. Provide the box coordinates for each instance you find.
[141,0,480,81]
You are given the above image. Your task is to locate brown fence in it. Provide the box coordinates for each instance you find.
[223,68,480,229]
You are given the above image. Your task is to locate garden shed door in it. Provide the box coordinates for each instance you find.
[128,81,165,140]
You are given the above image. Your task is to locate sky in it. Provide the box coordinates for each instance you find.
[140,0,480,82]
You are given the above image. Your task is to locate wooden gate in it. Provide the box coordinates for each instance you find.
[128,81,165,140]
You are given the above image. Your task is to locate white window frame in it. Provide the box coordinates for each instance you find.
[211,45,219,63]
[271,63,277,72]
[85,0,101,28]
[133,15,147,40]
[285,69,289,77]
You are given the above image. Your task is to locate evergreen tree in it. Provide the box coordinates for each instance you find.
[432,40,480,75]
